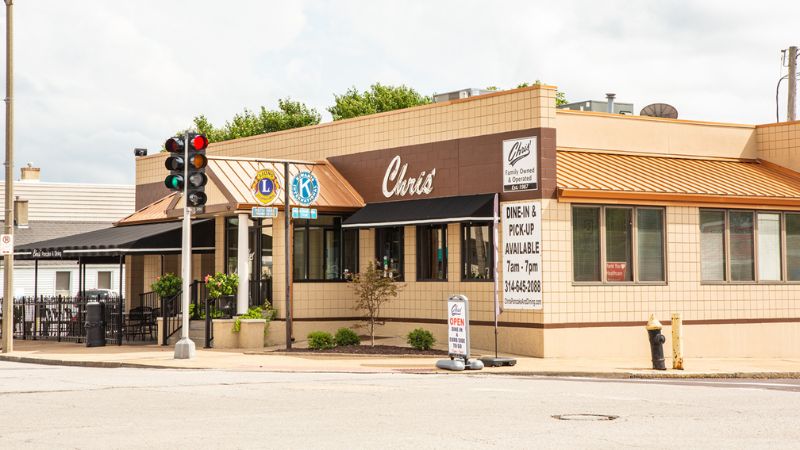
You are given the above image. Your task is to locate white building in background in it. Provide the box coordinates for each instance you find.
[0,165,135,297]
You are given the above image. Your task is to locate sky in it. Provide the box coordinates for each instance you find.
[0,0,798,184]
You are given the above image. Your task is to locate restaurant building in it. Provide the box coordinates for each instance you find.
[38,84,800,358]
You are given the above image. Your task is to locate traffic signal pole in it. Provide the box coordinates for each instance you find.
[2,0,14,353]
[174,130,195,359]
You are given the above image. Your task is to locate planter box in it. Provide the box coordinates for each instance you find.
[211,319,237,349]
[238,319,267,349]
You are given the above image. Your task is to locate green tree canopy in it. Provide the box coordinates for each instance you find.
[327,83,431,121]
[190,98,321,144]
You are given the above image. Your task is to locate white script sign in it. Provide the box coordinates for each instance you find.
[447,295,470,358]
[502,136,537,192]
[382,155,436,198]
[502,201,542,310]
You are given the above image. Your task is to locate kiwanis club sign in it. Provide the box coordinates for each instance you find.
[501,201,542,310]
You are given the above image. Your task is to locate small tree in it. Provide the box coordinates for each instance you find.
[348,262,401,346]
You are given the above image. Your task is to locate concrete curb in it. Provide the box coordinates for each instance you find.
[2,354,799,379]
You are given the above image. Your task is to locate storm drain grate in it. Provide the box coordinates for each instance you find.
[552,414,619,421]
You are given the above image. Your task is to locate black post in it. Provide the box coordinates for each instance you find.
[204,296,211,348]
[160,295,166,346]
[57,295,62,342]
[77,258,81,300]
[118,255,123,345]
[21,296,26,340]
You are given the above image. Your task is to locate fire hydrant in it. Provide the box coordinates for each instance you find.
[646,314,666,370]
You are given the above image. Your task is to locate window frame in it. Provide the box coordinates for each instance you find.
[416,224,448,282]
[374,226,404,281]
[293,215,357,283]
[460,221,494,282]
[55,271,72,295]
[571,204,667,286]
[97,271,112,290]
[700,208,797,285]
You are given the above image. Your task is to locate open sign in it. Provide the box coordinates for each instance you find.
[447,295,470,359]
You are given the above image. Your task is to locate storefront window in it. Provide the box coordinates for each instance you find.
[293,215,356,281]
[572,207,600,282]
[729,211,754,281]
[572,205,664,283]
[787,214,800,281]
[637,208,665,282]
[605,208,633,282]
[226,217,239,274]
[417,224,447,281]
[757,213,781,281]
[462,222,493,281]
[375,227,403,280]
[700,210,726,281]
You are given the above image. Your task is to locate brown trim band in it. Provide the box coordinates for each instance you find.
[279,316,800,329]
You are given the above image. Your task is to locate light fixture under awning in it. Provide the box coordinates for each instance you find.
[342,194,495,228]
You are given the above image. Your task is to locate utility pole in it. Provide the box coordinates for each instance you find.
[789,46,797,122]
[1,0,14,353]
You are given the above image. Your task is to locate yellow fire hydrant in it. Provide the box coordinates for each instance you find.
[646,314,666,370]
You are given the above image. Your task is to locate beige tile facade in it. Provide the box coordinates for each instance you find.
[757,120,800,172]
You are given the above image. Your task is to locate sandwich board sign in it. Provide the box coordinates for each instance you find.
[447,295,470,359]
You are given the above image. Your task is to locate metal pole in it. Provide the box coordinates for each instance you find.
[284,162,292,349]
[118,255,123,345]
[789,46,797,122]
[1,0,14,353]
[492,193,499,358]
[174,131,195,358]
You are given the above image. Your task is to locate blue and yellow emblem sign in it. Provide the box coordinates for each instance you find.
[291,171,319,206]
[252,169,279,205]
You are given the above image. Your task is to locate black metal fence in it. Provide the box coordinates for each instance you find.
[0,296,127,345]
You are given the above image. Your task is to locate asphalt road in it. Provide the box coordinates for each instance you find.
[0,362,798,449]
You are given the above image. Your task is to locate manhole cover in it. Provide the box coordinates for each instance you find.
[552,414,618,421]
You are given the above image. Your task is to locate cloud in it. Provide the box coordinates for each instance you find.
[0,0,798,184]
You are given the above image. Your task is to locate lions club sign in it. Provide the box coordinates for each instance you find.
[252,169,279,205]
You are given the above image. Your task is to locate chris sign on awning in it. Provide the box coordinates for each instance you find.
[503,136,537,192]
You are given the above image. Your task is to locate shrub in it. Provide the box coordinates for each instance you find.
[307,331,335,350]
[233,305,268,332]
[204,272,239,299]
[334,328,361,347]
[407,328,435,351]
[151,273,181,298]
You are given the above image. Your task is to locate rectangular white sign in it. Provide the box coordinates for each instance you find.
[502,201,542,310]
[447,295,469,358]
[251,206,279,218]
[0,234,12,255]
[502,136,538,192]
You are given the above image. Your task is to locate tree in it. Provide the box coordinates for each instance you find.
[517,80,568,106]
[348,262,401,346]
[187,98,321,144]
[328,83,431,121]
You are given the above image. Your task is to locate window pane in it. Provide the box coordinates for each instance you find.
[342,229,359,279]
[463,224,492,280]
[787,214,800,281]
[226,217,238,274]
[260,227,273,279]
[307,226,324,279]
[376,227,403,279]
[293,227,306,279]
[729,211,754,281]
[637,209,664,282]
[56,272,71,294]
[97,272,111,290]
[572,207,600,281]
[605,208,633,282]
[757,213,781,281]
[324,229,340,280]
[417,225,447,280]
[700,210,726,281]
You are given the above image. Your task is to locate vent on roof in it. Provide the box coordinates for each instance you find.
[433,88,493,103]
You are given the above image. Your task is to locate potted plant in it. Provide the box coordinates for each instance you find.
[204,272,239,317]
[151,273,181,315]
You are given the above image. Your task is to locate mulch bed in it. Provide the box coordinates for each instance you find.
[284,345,447,356]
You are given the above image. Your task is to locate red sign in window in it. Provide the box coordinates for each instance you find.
[606,262,627,282]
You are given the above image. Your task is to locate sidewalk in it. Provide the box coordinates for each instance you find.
[1,340,799,378]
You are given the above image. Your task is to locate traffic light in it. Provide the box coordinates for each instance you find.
[186,133,208,207]
[163,133,208,207]
[164,136,185,191]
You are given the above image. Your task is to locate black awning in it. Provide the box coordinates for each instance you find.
[342,194,495,228]
[15,219,214,259]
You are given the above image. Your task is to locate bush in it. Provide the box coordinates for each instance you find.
[407,328,435,351]
[232,306,267,333]
[334,328,361,347]
[307,331,335,350]
[151,273,181,298]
